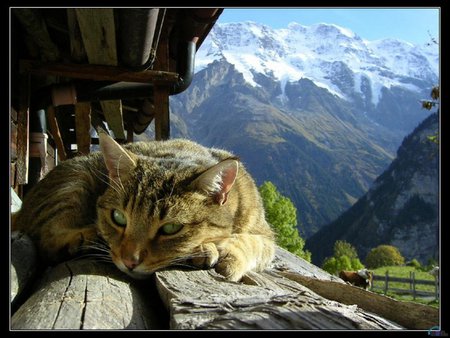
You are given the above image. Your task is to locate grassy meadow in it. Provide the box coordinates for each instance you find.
[370,266,439,308]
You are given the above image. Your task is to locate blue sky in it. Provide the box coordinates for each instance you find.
[217,8,440,46]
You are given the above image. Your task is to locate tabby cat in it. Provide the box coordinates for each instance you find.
[12,131,275,282]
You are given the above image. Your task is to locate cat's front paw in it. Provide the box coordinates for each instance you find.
[214,254,247,282]
[191,243,219,269]
[214,239,249,282]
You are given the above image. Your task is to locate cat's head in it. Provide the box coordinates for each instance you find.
[95,132,239,279]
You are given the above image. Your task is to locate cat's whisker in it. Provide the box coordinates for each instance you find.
[90,166,126,195]
[90,167,122,194]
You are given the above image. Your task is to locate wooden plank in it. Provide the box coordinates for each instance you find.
[21,60,179,84]
[100,101,125,140]
[154,86,170,140]
[66,8,87,63]
[11,260,166,330]
[74,103,91,155]
[280,272,439,330]
[154,247,403,330]
[11,107,19,188]
[11,110,18,161]
[271,247,345,282]
[46,106,67,161]
[75,8,125,140]
[16,74,30,185]
[45,142,56,172]
[75,9,117,65]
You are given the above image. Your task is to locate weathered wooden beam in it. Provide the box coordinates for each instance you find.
[11,260,166,330]
[46,106,67,161]
[75,8,125,140]
[74,102,91,155]
[155,268,402,330]
[75,9,117,65]
[21,60,179,84]
[280,272,439,330]
[11,242,409,330]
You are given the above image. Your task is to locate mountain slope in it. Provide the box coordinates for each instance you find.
[305,113,439,265]
[169,60,395,236]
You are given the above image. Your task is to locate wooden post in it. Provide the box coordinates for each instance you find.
[154,86,170,140]
[412,271,416,300]
[384,271,389,295]
[74,102,91,155]
[434,275,439,301]
[153,25,170,140]
[46,106,67,161]
[409,271,413,294]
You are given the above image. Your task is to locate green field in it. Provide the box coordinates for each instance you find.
[370,266,439,308]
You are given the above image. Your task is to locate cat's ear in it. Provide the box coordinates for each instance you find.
[192,159,239,205]
[98,131,137,183]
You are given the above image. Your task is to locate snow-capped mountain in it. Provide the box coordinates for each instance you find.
[196,22,438,107]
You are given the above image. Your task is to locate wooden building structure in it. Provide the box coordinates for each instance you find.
[11,7,222,197]
[10,8,439,331]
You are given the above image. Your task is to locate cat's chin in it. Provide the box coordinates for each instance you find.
[124,269,154,280]
[116,266,154,280]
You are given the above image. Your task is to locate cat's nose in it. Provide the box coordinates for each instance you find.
[123,257,141,270]
[122,250,147,270]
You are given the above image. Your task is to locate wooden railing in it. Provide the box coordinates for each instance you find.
[371,272,439,300]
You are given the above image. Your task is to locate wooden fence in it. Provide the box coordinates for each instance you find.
[371,271,439,300]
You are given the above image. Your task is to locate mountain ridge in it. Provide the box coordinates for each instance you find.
[305,112,439,265]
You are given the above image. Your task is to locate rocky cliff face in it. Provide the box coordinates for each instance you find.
[305,113,439,265]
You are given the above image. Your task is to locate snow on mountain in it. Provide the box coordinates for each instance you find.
[195,21,439,106]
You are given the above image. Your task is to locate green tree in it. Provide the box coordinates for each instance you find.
[334,240,359,260]
[259,181,311,262]
[365,245,405,269]
[406,259,422,269]
[321,240,364,275]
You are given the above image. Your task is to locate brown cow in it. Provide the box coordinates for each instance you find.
[339,269,373,290]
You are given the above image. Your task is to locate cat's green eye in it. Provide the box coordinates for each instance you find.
[112,209,127,227]
[160,223,183,235]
